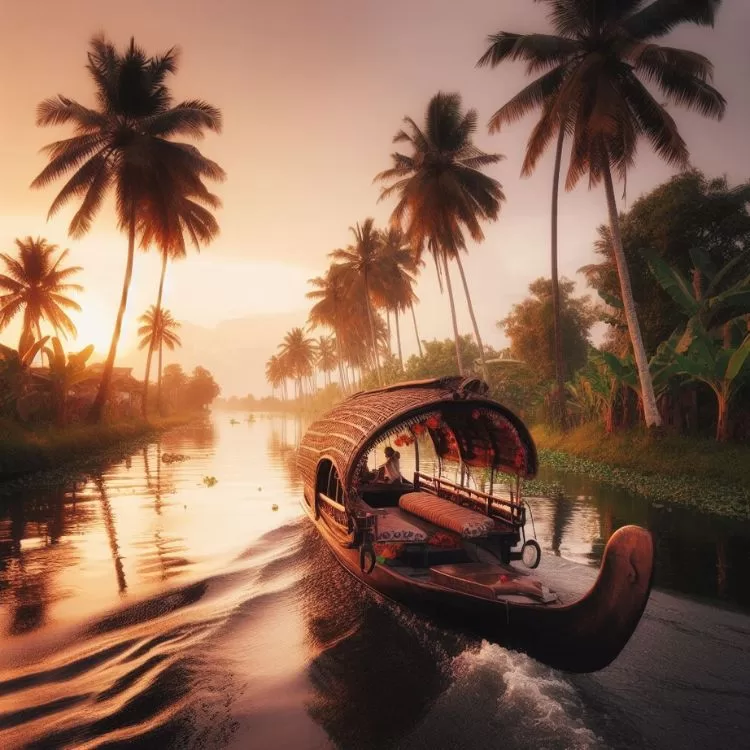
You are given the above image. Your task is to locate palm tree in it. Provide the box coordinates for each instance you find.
[375,92,504,380]
[315,335,338,387]
[307,265,352,390]
[138,186,221,416]
[265,354,286,400]
[478,0,724,428]
[138,306,182,414]
[278,328,315,400]
[378,228,421,368]
[330,219,387,383]
[0,237,82,344]
[330,217,384,381]
[32,34,223,422]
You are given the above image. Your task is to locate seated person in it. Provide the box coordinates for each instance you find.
[376,447,404,483]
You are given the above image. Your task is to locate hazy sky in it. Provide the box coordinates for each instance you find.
[1,1,749,392]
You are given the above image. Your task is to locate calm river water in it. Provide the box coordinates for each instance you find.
[1,413,749,749]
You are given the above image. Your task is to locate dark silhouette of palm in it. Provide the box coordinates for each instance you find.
[0,237,82,343]
[138,306,182,413]
[32,34,223,422]
[478,0,725,428]
[329,218,387,384]
[138,185,221,415]
[376,92,504,379]
[278,328,315,399]
[315,335,338,386]
[377,228,421,368]
[265,354,287,400]
[308,264,354,390]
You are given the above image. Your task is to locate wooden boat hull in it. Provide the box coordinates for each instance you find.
[302,501,654,673]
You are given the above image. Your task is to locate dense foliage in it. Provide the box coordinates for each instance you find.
[500,278,598,382]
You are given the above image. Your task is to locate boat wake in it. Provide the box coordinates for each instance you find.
[0,520,608,750]
[398,642,602,750]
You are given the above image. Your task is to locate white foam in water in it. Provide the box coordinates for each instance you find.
[400,641,603,750]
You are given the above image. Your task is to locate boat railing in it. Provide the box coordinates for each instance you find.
[414,472,525,528]
[317,491,349,529]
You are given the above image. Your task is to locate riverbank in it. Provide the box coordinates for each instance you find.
[531,424,750,519]
[0,413,201,482]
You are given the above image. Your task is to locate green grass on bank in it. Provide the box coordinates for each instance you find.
[530,423,750,519]
[0,413,198,481]
[532,423,750,486]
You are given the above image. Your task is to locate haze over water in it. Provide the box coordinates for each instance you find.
[1,413,749,749]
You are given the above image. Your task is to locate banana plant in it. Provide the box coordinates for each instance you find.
[0,332,50,417]
[41,337,95,425]
[567,356,620,433]
[600,330,680,401]
[645,248,750,350]
[668,330,750,442]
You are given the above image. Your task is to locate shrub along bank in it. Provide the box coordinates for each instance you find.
[0,413,198,481]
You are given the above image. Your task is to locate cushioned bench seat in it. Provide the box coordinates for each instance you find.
[399,492,495,538]
[374,507,429,543]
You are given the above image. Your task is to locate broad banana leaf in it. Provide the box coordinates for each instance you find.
[700,288,750,330]
[726,336,750,382]
[705,248,750,298]
[644,250,699,316]
[688,247,717,283]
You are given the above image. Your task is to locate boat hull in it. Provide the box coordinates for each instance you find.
[302,501,654,673]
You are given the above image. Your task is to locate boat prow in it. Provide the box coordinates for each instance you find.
[513,525,654,673]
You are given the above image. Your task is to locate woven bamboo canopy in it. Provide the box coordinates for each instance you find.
[297,377,537,502]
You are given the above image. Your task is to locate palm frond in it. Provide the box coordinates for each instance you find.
[623,0,722,41]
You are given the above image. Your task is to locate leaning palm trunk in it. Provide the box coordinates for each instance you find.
[602,160,661,429]
[386,310,392,356]
[157,338,163,414]
[363,276,382,384]
[395,309,403,369]
[454,253,487,382]
[410,303,423,357]
[89,203,137,423]
[335,335,347,392]
[441,252,464,376]
[142,250,168,417]
[550,126,568,429]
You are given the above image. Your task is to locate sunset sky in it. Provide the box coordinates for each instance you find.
[1,0,749,395]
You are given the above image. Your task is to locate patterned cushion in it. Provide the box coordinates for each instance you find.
[375,508,429,542]
[399,492,495,538]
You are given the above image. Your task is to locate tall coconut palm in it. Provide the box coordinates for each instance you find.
[307,264,352,390]
[375,92,505,380]
[137,185,221,416]
[278,328,315,400]
[265,354,286,400]
[0,237,82,344]
[329,219,387,383]
[478,0,725,428]
[138,306,181,414]
[32,34,223,422]
[315,335,337,387]
[378,228,421,368]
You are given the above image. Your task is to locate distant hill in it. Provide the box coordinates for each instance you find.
[118,310,310,397]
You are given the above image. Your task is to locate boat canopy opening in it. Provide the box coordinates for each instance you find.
[297,377,537,507]
[351,402,534,491]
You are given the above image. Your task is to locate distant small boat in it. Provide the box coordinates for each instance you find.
[272,503,279,511]
[298,377,654,673]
